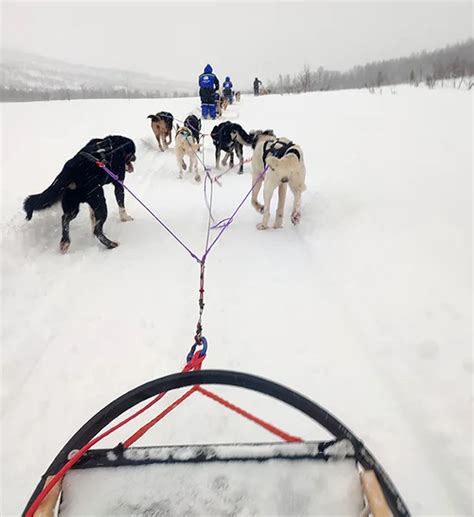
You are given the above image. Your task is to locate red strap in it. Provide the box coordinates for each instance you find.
[122,386,198,448]
[26,354,300,516]
[26,354,204,517]
[196,386,302,443]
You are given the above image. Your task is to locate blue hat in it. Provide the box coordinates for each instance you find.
[204,64,213,73]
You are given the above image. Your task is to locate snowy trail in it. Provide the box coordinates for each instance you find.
[1,88,472,515]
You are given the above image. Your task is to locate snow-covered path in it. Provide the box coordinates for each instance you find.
[1,87,472,515]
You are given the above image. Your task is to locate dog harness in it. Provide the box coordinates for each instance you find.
[178,127,196,143]
[157,112,174,131]
[262,139,301,164]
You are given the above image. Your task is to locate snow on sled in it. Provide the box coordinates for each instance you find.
[24,370,409,516]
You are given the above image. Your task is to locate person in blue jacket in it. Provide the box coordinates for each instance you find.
[199,64,219,119]
[223,76,234,104]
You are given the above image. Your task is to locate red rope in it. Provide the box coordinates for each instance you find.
[123,386,198,448]
[122,353,205,448]
[26,353,300,516]
[26,353,204,517]
[196,386,302,443]
[26,395,163,517]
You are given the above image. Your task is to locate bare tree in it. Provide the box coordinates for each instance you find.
[298,64,312,93]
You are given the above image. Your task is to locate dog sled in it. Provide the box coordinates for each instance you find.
[24,369,409,517]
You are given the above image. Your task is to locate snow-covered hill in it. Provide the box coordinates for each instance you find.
[1,87,472,515]
[1,49,195,94]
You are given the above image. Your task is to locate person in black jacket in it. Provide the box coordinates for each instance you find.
[253,77,262,96]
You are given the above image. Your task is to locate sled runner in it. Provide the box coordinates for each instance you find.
[24,369,409,517]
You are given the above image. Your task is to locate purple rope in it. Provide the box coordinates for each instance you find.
[93,156,267,264]
[99,163,201,263]
[203,165,268,260]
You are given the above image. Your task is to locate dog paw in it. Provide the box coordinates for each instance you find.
[59,240,70,254]
[120,214,134,222]
[291,211,301,225]
[106,240,119,249]
[256,223,268,230]
[273,222,283,229]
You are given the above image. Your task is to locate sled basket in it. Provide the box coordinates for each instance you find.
[58,440,366,516]
[24,370,409,516]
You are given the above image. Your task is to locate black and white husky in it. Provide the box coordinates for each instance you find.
[184,114,202,143]
[175,125,201,182]
[251,134,306,230]
[210,121,253,173]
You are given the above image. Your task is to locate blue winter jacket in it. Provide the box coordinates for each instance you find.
[199,64,219,90]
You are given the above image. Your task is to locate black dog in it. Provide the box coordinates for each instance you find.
[210,121,252,174]
[23,135,136,252]
[184,114,202,143]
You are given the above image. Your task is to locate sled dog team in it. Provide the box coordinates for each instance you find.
[24,110,306,252]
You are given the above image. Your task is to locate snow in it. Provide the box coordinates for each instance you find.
[1,86,472,516]
[119,441,348,462]
[60,457,363,516]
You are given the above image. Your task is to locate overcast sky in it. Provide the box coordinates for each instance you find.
[2,1,472,87]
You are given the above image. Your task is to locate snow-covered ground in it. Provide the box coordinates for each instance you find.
[1,87,472,516]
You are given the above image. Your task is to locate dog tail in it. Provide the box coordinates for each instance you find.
[234,126,253,146]
[23,171,72,220]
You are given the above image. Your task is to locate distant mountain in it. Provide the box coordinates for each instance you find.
[0,49,196,101]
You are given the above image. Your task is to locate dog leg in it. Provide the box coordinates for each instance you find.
[274,182,288,229]
[235,143,244,174]
[176,148,185,179]
[60,210,79,253]
[119,207,133,222]
[257,181,277,230]
[289,184,303,225]
[251,169,264,213]
[88,189,119,249]
[60,191,80,253]
[193,153,201,182]
[156,135,164,152]
[89,205,96,233]
[215,148,221,169]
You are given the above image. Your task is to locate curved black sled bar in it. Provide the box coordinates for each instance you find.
[24,369,410,516]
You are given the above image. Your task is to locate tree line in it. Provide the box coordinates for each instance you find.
[265,39,474,94]
[0,86,193,103]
